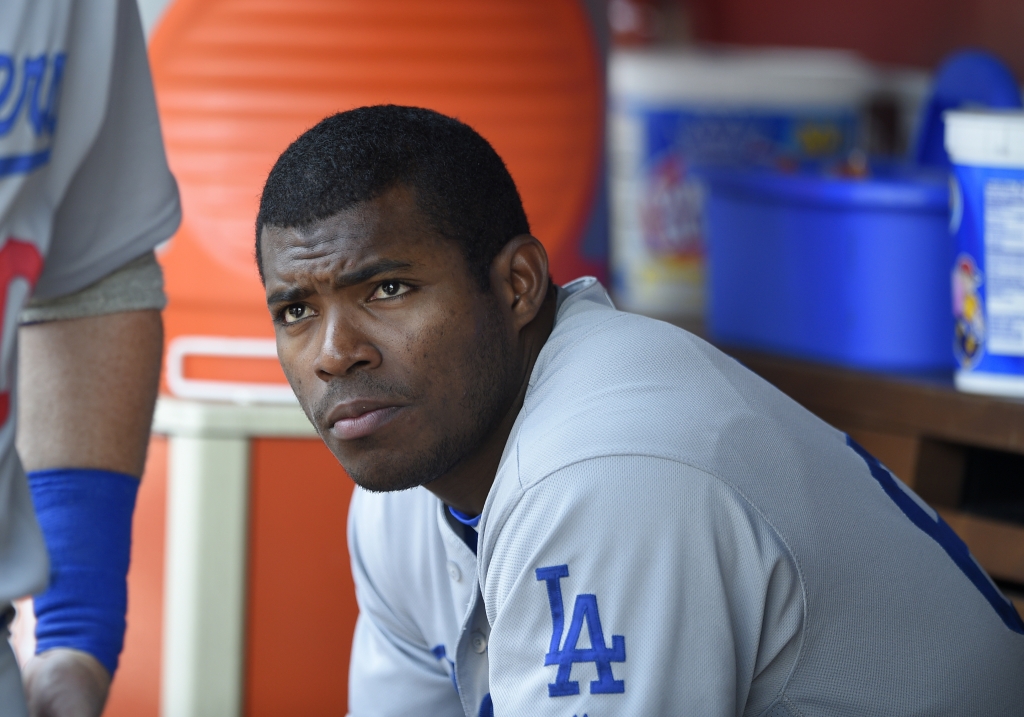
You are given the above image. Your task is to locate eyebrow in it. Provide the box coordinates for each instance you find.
[265,259,414,306]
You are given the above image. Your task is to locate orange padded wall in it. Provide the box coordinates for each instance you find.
[245,439,357,716]
[149,0,604,364]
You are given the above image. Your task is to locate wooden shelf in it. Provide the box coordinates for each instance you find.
[939,508,1024,585]
[724,348,1024,456]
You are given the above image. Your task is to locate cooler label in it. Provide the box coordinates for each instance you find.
[953,253,985,367]
[983,179,1024,356]
[609,104,858,316]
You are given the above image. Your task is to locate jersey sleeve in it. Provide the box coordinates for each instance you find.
[481,455,805,717]
[33,0,180,301]
[346,489,465,717]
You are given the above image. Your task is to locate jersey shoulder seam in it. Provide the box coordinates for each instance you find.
[507,450,810,703]
[526,309,652,394]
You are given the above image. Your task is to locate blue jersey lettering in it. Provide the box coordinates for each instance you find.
[536,564,626,697]
[0,52,66,177]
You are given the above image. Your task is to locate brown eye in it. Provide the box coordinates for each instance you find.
[371,281,411,300]
[283,304,311,323]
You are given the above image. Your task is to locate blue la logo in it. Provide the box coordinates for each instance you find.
[535,564,626,697]
[1,52,66,177]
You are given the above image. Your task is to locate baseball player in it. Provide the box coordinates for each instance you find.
[257,106,1024,716]
[1,1,178,715]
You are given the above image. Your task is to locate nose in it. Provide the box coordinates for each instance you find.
[312,310,382,380]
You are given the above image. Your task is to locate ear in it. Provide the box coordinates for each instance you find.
[489,235,551,332]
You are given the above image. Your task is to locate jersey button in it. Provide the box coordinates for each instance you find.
[470,631,487,654]
[446,561,462,582]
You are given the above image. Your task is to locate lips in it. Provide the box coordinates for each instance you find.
[325,401,406,440]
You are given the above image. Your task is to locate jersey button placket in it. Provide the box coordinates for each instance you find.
[455,593,491,717]
[447,561,462,582]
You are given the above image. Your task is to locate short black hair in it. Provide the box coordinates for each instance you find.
[256,105,530,287]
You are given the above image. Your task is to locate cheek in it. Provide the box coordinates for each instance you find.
[277,352,304,403]
[276,334,318,397]
[419,308,491,401]
[383,306,471,397]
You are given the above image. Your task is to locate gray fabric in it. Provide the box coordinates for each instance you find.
[763,697,803,717]
[20,250,166,324]
[0,604,29,717]
[29,0,180,301]
[350,278,1024,716]
[0,0,179,605]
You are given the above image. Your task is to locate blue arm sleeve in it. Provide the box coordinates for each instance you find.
[27,468,139,676]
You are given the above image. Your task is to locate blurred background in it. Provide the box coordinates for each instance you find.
[13,1,1024,715]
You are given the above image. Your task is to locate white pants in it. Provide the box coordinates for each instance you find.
[0,605,28,717]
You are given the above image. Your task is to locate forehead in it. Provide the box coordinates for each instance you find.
[260,185,455,276]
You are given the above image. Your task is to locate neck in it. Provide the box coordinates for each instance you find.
[425,284,558,516]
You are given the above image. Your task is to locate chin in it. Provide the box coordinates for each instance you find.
[332,447,434,494]
[344,465,430,494]
[336,432,471,494]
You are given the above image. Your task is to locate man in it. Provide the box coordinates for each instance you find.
[1,1,178,715]
[257,105,1024,716]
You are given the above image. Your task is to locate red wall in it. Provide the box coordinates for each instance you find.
[687,0,1024,78]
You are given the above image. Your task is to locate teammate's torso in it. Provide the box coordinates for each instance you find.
[0,0,119,602]
[1,1,117,248]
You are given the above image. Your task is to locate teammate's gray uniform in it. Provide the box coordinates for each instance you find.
[0,0,179,702]
[348,278,1024,716]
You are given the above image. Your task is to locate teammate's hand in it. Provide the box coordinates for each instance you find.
[22,648,111,717]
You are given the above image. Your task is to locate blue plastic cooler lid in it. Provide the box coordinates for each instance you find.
[699,163,948,211]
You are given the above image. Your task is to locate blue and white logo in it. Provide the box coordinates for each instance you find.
[536,564,626,697]
[0,52,66,177]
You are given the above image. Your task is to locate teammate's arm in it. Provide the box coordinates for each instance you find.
[17,268,163,717]
[10,0,176,713]
[17,309,162,477]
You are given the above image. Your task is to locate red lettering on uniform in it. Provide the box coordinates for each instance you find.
[0,238,44,425]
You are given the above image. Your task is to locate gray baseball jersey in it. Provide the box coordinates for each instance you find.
[0,0,180,604]
[348,278,1024,716]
